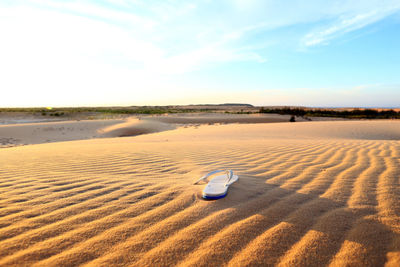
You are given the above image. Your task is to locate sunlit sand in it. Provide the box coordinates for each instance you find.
[0,120,400,266]
[0,113,304,148]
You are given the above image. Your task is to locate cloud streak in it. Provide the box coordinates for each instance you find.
[303,3,400,46]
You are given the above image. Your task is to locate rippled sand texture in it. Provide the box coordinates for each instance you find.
[0,121,399,266]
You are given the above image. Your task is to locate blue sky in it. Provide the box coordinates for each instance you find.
[1,0,399,107]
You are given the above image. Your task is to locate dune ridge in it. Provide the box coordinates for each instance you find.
[0,121,399,266]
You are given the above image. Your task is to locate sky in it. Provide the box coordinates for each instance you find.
[1,0,400,107]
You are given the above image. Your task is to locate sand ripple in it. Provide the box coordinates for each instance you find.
[0,121,399,266]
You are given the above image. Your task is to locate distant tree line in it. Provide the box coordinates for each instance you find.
[1,106,399,119]
[0,107,216,115]
[259,107,400,119]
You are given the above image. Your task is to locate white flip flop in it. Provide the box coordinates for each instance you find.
[194,170,238,199]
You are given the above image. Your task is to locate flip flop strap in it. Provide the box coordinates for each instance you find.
[225,170,234,186]
[193,170,225,184]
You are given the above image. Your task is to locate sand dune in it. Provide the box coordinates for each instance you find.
[144,113,305,124]
[0,113,301,148]
[0,119,124,147]
[0,121,399,266]
[0,118,174,148]
[99,118,176,138]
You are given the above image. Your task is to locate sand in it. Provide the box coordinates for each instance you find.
[0,119,123,148]
[0,113,310,148]
[0,120,399,266]
[0,118,176,148]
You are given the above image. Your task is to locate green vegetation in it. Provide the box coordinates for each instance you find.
[1,105,398,119]
[259,107,400,119]
[0,107,217,115]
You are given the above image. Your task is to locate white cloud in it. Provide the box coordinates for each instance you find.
[303,2,400,46]
[30,0,158,29]
[1,0,399,106]
[3,0,399,77]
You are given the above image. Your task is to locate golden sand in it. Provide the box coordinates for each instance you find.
[0,113,298,147]
[0,121,399,266]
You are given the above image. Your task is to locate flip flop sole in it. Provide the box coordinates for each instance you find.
[202,192,227,200]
